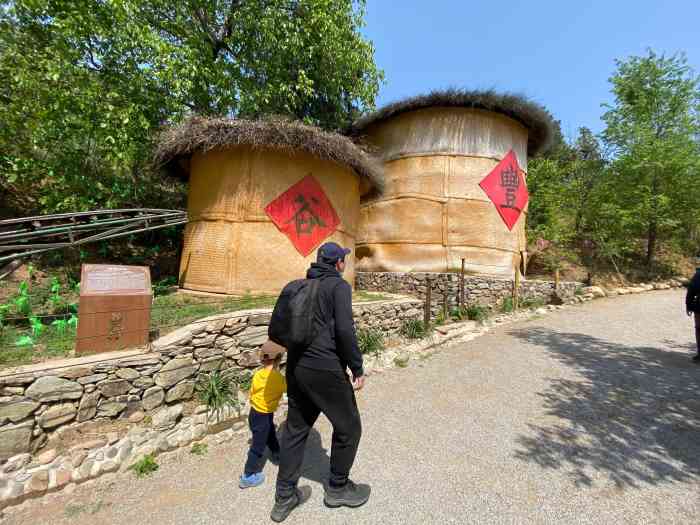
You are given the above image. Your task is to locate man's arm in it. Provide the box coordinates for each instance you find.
[332,280,364,379]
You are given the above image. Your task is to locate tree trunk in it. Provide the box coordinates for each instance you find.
[646,220,657,272]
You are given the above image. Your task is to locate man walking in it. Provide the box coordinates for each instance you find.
[686,255,700,363]
[270,242,369,522]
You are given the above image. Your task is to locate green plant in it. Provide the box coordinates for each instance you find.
[190,442,208,456]
[521,297,546,309]
[129,454,159,478]
[15,335,34,347]
[152,276,178,297]
[466,304,489,322]
[14,281,31,316]
[435,310,446,326]
[51,317,68,336]
[394,355,409,368]
[575,286,584,296]
[28,316,43,338]
[400,319,429,340]
[236,370,253,393]
[196,370,240,419]
[450,308,466,321]
[501,297,514,313]
[357,329,384,356]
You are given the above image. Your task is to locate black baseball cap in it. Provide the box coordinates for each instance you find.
[317,242,351,264]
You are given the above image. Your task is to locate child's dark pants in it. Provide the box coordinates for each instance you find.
[244,408,280,475]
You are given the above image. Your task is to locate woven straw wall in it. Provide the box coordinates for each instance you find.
[357,107,528,276]
[180,146,360,294]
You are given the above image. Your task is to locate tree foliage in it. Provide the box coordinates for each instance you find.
[0,0,383,215]
[527,50,700,277]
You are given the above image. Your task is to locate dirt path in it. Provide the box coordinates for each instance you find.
[4,289,699,524]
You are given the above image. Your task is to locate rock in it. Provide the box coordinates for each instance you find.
[249,313,272,326]
[194,347,222,360]
[25,376,83,402]
[133,376,154,389]
[106,432,119,445]
[77,373,108,385]
[654,283,671,290]
[98,379,131,397]
[205,318,227,333]
[28,469,49,494]
[116,368,140,380]
[72,438,107,451]
[0,398,40,423]
[154,357,198,388]
[101,460,119,474]
[53,468,72,489]
[237,350,260,367]
[194,404,208,415]
[583,286,606,298]
[31,433,48,452]
[535,308,548,315]
[165,381,195,403]
[224,347,242,359]
[1,386,25,396]
[38,403,77,429]
[152,404,183,430]
[199,357,225,372]
[70,450,88,468]
[2,453,31,474]
[214,335,235,350]
[35,448,57,465]
[96,401,126,418]
[223,324,246,336]
[0,375,34,387]
[192,333,217,347]
[78,458,95,480]
[58,366,93,380]
[238,326,268,347]
[128,411,145,423]
[77,390,101,422]
[142,386,165,411]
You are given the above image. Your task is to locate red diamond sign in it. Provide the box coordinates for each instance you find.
[479,150,528,231]
[265,175,340,257]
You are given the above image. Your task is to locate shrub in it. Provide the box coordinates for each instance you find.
[190,442,208,456]
[400,319,429,339]
[236,370,253,392]
[435,310,446,326]
[501,297,514,313]
[466,305,489,322]
[521,297,545,309]
[357,329,384,356]
[575,286,584,296]
[130,454,159,478]
[195,370,240,419]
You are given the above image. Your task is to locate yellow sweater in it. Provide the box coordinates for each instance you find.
[250,368,286,413]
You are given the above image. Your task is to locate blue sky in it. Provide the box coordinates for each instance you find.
[362,0,700,141]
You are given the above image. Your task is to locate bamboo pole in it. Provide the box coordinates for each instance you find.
[459,258,465,312]
[513,267,520,310]
[424,278,432,328]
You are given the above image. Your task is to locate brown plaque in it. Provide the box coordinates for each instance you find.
[75,264,152,355]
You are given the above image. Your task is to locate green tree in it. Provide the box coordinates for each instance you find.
[0,0,383,215]
[602,50,700,270]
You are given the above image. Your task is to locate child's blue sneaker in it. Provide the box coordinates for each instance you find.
[239,472,265,489]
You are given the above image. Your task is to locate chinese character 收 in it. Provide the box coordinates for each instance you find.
[286,194,326,235]
[500,166,520,210]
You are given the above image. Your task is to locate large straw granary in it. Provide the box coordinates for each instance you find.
[349,89,555,277]
[155,117,382,295]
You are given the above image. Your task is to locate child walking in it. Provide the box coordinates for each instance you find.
[240,340,287,489]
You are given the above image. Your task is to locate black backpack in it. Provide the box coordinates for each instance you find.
[268,278,324,352]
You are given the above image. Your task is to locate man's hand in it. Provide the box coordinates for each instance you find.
[352,375,365,391]
[688,310,693,317]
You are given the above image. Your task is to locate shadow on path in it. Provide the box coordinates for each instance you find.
[508,327,700,488]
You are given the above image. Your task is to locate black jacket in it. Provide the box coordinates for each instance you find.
[686,269,700,313]
[294,263,363,378]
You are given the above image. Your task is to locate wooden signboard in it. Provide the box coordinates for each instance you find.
[75,264,152,355]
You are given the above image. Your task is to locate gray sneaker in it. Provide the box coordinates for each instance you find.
[270,486,312,523]
[324,480,371,508]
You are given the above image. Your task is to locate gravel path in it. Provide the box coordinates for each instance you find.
[4,289,700,524]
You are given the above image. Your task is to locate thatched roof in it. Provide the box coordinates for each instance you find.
[154,117,384,192]
[348,88,556,156]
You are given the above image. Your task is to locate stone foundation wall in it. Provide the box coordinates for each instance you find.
[0,297,422,464]
[356,272,580,312]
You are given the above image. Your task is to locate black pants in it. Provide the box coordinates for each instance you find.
[275,365,362,500]
[244,408,280,475]
[695,312,700,353]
